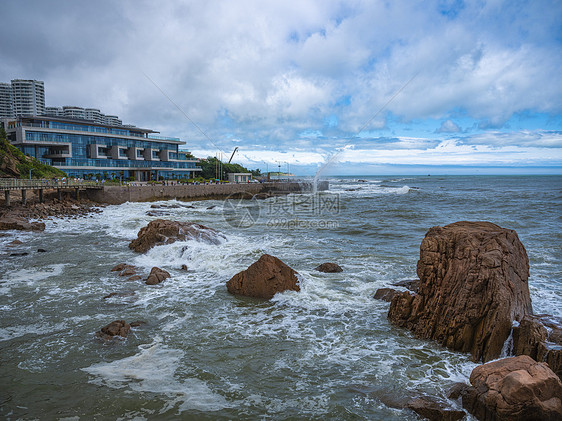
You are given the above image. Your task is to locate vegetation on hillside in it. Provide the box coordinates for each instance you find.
[0,128,66,179]
[197,156,261,180]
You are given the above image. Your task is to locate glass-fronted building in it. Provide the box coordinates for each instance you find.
[2,115,201,181]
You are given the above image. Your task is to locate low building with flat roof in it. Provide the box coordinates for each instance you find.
[228,173,252,183]
[2,115,201,181]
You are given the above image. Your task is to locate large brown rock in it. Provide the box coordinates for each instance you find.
[388,221,532,362]
[462,355,562,421]
[129,219,224,253]
[226,254,300,299]
[0,216,45,231]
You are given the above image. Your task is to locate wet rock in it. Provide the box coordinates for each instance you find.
[126,275,142,281]
[111,263,128,272]
[180,264,188,271]
[462,355,562,421]
[392,279,420,293]
[314,262,343,273]
[95,320,131,340]
[37,248,47,253]
[373,288,401,302]
[513,315,548,360]
[513,315,562,379]
[447,383,470,400]
[407,396,466,421]
[120,268,137,277]
[130,321,146,327]
[0,217,45,231]
[388,221,532,362]
[7,240,23,247]
[206,205,216,210]
[10,252,28,256]
[226,254,300,299]
[129,219,224,253]
[145,267,171,285]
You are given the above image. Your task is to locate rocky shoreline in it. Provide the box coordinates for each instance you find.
[2,204,561,420]
[0,195,103,232]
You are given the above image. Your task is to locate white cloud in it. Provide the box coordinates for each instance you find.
[0,0,560,172]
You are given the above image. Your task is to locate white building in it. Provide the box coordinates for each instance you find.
[228,173,252,183]
[11,79,45,117]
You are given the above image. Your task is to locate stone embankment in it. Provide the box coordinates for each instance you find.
[85,181,326,205]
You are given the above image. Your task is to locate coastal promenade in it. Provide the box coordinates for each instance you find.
[0,178,102,206]
[0,178,328,206]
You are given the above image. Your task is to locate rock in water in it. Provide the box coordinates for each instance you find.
[462,355,562,421]
[0,217,45,231]
[95,320,131,340]
[145,267,171,285]
[373,288,401,302]
[388,221,532,362]
[314,262,343,273]
[407,396,466,421]
[226,254,300,299]
[129,219,224,253]
[513,315,562,379]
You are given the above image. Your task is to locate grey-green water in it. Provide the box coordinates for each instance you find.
[1,175,560,419]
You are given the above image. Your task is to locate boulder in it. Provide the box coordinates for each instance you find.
[145,267,171,285]
[388,221,532,362]
[129,219,224,253]
[513,315,562,379]
[373,288,401,302]
[226,254,300,299]
[407,396,466,421]
[462,355,562,421]
[0,217,45,231]
[95,320,131,340]
[315,262,343,273]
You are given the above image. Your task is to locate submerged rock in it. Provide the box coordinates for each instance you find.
[462,355,562,421]
[144,267,171,285]
[226,254,300,299]
[407,396,466,421]
[388,221,532,362]
[373,288,401,302]
[95,320,131,340]
[314,262,343,273]
[129,219,224,253]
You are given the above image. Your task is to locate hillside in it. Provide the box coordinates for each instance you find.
[0,128,66,179]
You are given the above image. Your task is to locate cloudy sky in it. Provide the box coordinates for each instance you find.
[2,0,561,175]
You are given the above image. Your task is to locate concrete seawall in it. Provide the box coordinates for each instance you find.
[85,181,328,205]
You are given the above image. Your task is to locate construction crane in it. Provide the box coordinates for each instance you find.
[228,147,239,164]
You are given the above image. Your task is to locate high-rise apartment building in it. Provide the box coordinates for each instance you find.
[11,79,45,116]
[0,83,13,118]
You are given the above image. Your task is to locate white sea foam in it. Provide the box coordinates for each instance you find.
[83,338,231,413]
[0,264,67,287]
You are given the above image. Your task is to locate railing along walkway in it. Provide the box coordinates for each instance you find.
[0,178,105,191]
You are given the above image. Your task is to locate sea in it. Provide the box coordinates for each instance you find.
[1,175,560,420]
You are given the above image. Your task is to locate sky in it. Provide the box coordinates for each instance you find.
[1,0,561,175]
